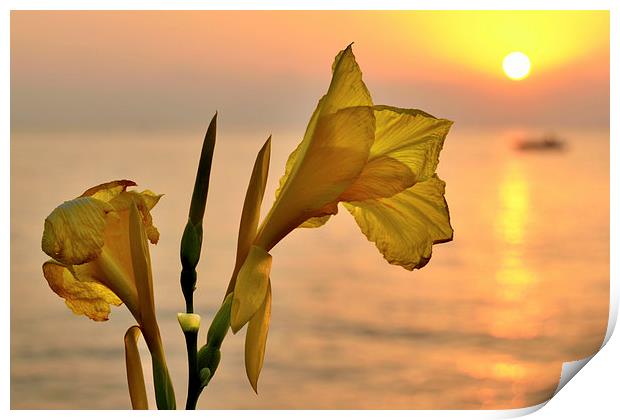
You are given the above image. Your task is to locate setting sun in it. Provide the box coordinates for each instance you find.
[503,52,531,80]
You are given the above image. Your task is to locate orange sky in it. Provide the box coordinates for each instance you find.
[11,11,609,132]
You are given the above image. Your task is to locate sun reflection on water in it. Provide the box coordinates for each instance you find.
[494,160,538,312]
[476,159,540,404]
[495,251,535,301]
[496,162,529,245]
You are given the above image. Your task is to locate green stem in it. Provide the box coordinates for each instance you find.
[181,266,197,314]
[144,331,176,410]
[180,266,201,409]
[184,330,200,410]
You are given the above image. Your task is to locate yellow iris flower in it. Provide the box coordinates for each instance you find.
[41,179,175,409]
[229,45,454,390]
[41,180,160,322]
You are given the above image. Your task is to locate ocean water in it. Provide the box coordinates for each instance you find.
[10,125,609,409]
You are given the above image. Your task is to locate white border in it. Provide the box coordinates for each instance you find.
[3,2,616,419]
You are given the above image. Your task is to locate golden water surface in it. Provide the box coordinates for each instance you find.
[10,126,609,409]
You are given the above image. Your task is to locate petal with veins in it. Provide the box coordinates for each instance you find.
[371,106,452,182]
[42,260,122,321]
[42,196,113,266]
[344,175,453,271]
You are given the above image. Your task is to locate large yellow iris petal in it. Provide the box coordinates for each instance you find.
[256,106,375,251]
[322,45,373,114]
[370,106,453,182]
[339,155,416,202]
[343,175,453,270]
[273,141,332,229]
[42,260,122,321]
[268,45,374,235]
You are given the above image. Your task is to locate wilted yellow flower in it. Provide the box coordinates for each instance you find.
[229,45,454,390]
[41,180,160,322]
[41,180,176,409]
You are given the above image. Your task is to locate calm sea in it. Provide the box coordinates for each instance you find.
[10,126,609,409]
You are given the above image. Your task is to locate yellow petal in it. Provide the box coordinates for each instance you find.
[94,189,161,308]
[322,44,373,114]
[137,190,163,211]
[128,202,157,341]
[231,246,272,333]
[91,250,141,320]
[109,190,162,245]
[42,196,114,266]
[245,280,271,393]
[370,106,453,182]
[268,45,373,236]
[42,260,122,321]
[299,215,332,228]
[273,138,300,202]
[274,138,332,230]
[343,175,453,270]
[124,326,149,410]
[81,179,137,201]
[256,106,375,251]
[339,155,416,201]
[227,137,271,295]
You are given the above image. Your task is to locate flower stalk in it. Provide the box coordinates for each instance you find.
[179,113,217,409]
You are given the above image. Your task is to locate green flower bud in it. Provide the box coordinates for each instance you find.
[180,220,202,269]
[199,368,212,388]
[197,345,221,375]
[207,294,233,348]
[188,113,217,227]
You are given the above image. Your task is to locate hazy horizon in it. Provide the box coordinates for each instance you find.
[11,11,609,134]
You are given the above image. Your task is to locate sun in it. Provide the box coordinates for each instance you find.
[502,52,531,81]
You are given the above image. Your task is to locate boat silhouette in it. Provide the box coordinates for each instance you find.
[515,134,566,152]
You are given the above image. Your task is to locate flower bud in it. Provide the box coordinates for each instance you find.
[199,368,212,388]
[197,345,221,375]
[207,294,233,348]
[180,221,202,269]
[177,313,201,334]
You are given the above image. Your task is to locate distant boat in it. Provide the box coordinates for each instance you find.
[514,134,566,152]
